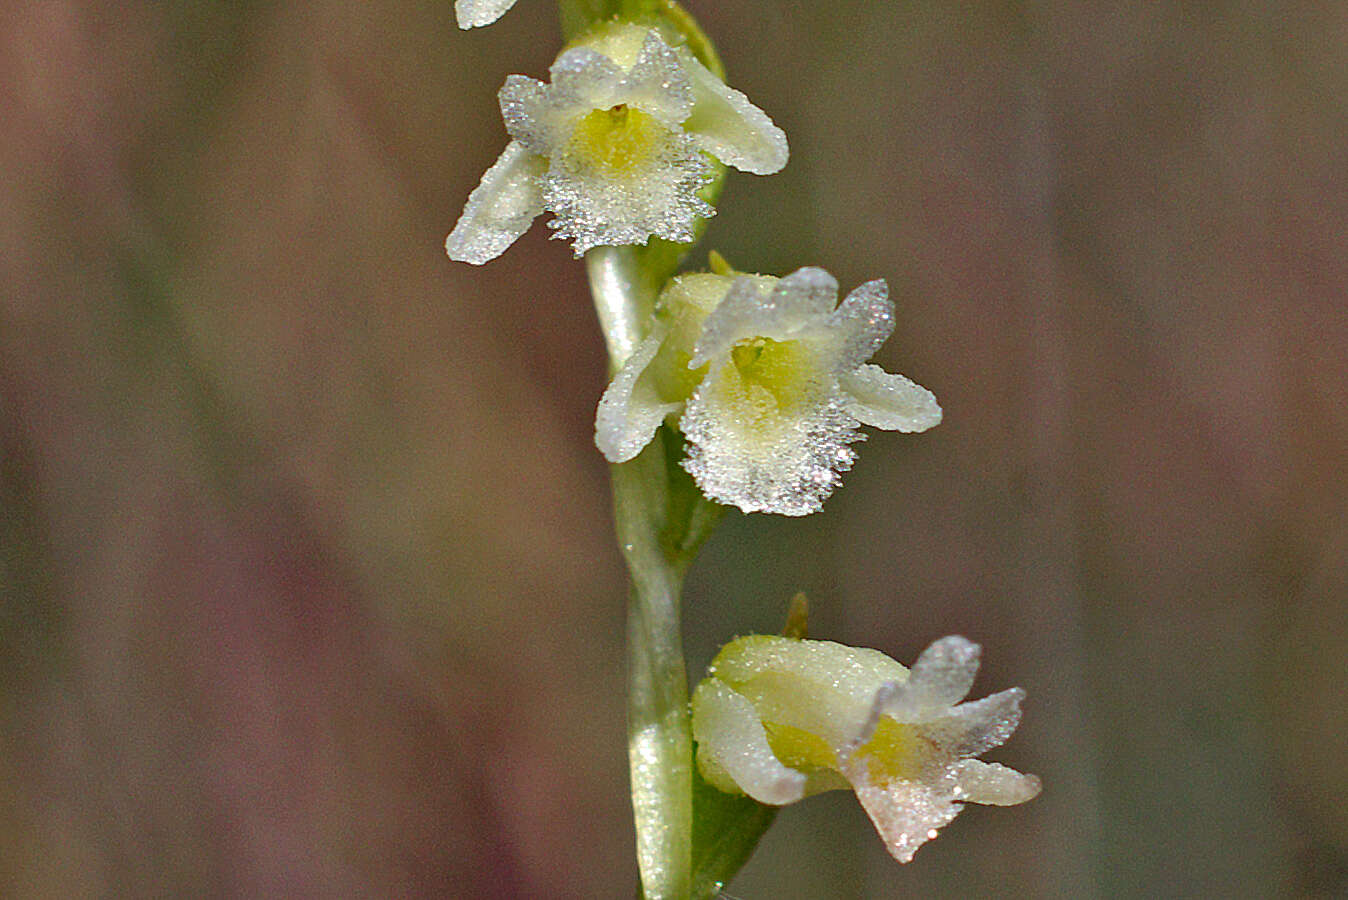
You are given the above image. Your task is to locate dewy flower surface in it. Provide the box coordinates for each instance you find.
[454,0,517,29]
[595,267,942,515]
[445,24,788,263]
[691,635,1041,863]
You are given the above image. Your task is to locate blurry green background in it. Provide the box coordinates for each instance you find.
[3,1,1346,896]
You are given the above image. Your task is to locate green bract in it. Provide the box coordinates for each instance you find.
[691,634,1041,863]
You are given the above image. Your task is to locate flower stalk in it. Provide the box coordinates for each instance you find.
[586,246,659,371]
[447,0,1038,892]
[591,247,724,898]
[590,245,689,899]
[614,439,692,900]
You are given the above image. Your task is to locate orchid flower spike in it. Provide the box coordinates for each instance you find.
[692,634,1041,864]
[454,0,517,29]
[445,24,788,263]
[595,267,941,515]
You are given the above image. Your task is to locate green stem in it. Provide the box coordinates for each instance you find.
[585,246,658,372]
[569,3,732,889]
[614,443,693,900]
[587,243,694,898]
[589,234,751,898]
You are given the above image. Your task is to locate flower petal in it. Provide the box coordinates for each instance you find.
[498,75,568,152]
[711,636,908,709]
[687,275,777,367]
[454,0,517,29]
[879,636,979,721]
[830,279,895,367]
[692,680,807,805]
[774,266,840,318]
[621,32,694,128]
[595,329,679,463]
[851,777,961,864]
[687,272,828,367]
[549,46,626,110]
[680,366,860,516]
[681,271,871,515]
[678,50,788,174]
[542,129,713,255]
[445,141,547,265]
[949,759,1042,806]
[838,364,942,432]
[926,687,1026,758]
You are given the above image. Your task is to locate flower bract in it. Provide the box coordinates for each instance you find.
[691,634,1041,863]
[595,267,941,515]
[445,24,788,263]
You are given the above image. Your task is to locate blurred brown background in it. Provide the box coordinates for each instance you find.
[2,1,1345,896]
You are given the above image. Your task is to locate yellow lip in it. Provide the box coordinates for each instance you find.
[567,104,666,175]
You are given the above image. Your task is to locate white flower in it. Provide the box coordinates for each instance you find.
[445,24,788,263]
[595,267,941,515]
[691,634,1041,864]
[455,0,517,29]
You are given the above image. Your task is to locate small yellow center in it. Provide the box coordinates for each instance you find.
[762,721,839,772]
[762,716,924,787]
[727,337,817,415]
[853,717,923,785]
[567,105,663,174]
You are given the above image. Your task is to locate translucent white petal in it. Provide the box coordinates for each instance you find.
[734,672,865,752]
[949,759,1042,806]
[594,330,679,463]
[711,636,908,704]
[690,269,850,367]
[445,141,547,265]
[687,275,783,367]
[678,50,788,174]
[838,364,942,432]
[924,687,1026,759]
[709,638,909,743]
[621,32,694,128]
[831,279,895,367]
[774,266,840,318]
[455,0,517,29]
[543,128,713,255]
[549,47,626,110]
[879,636,979,721]
[498,75,570,153]
[680,365,859,515]
[692,680,807,806]
[851,778,961,864]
